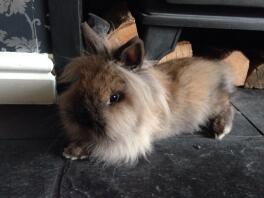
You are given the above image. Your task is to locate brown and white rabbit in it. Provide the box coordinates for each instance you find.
[58,22,235,165]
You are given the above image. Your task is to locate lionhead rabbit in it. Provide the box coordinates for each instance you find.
[58,22,235,165]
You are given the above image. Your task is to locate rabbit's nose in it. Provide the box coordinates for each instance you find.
[76,107,105,132]
[76,109,93,126]
[73,103,94,125]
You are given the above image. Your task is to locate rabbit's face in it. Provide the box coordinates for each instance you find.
[60,56,129,138]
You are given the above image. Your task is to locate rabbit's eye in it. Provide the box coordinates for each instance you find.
[109,92,123,105]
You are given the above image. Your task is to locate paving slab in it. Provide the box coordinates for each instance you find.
[228,109,261,137]
[0,89,263,198]
[0,140,65,198]
[60,137,264,198]
[231,88,264,134]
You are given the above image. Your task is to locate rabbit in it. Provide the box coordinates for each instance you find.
[58,22,235,165]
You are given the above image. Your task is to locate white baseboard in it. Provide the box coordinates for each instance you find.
[0,52,56,104]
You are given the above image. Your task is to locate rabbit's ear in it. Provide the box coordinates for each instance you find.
[81,22,110,57]
[115,37,144,70]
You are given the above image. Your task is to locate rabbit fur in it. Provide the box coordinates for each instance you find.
[58,23,235,165]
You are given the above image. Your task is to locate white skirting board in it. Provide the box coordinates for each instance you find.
[0,52,56,104]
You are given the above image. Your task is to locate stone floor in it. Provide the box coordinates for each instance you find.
[0,88,263,198]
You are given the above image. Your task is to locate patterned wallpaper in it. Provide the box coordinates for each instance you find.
[0,0,51,53]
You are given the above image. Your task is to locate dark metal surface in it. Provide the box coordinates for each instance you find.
[48,0,83,74]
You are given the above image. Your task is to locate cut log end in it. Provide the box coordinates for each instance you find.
[221,51,250,87]
[159,41,193,63]
[107,20,137,51]
[245,63,264,89]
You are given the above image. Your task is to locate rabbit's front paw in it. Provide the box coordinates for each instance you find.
[63,142,90,160]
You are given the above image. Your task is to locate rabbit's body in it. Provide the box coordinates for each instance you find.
[59,23,234,165]
[155,58,234,138]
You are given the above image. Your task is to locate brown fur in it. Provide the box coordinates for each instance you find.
[59,56,235,165]
[58,24,235,165]
[157,57,233,118]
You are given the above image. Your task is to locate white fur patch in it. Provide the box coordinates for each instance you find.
[216,122,233,140]
[63,151,88,160]
[63,152,78,160]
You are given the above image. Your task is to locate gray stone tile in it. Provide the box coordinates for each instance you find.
[229,110,261,137]
[231,88,264,134]
[0,140,65,198]
[60,137,264,198]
